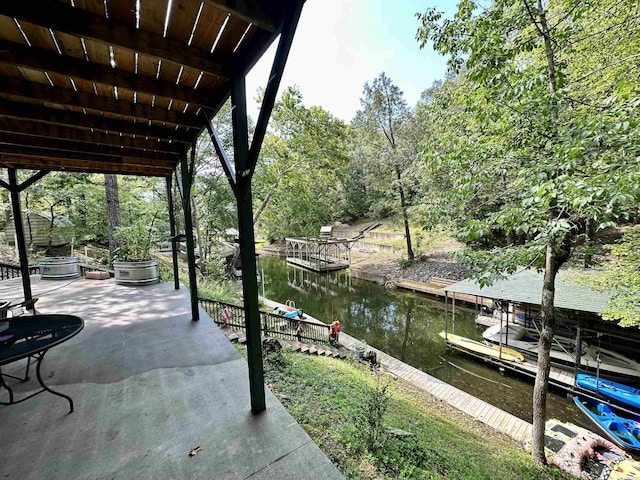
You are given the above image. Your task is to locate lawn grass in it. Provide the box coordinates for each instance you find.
[248,346,571,480]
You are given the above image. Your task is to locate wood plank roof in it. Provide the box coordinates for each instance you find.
[0,0,295,177]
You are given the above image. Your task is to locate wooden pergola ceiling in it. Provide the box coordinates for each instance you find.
[0,0,292,177]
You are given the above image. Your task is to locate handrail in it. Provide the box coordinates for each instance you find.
[0,262,39,280]
[78,263,114,277]
[199,297,330,345]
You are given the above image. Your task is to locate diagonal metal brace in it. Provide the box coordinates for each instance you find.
[203,112,237,192]
[242,0,304,188]
[18,170,50,192]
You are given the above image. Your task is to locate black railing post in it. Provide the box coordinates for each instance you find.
[180,152,199,321]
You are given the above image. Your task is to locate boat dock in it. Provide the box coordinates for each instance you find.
[395,278,493,308]
[285,237,355,273]
[442,339,575,389]
[286,257,349,272]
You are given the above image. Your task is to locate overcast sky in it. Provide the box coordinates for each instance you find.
[245,0,456,124]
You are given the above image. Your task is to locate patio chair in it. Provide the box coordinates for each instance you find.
[0,298,39,382]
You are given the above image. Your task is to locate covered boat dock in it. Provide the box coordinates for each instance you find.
[441,269,640,394]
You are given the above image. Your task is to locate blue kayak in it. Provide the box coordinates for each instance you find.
[573,396,640,451]
[576,373,640,411]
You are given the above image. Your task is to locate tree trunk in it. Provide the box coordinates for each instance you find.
[395,165,414,262]
[528,1,560,465]
[173,183,183,236]
[531,240,559,464]
[78,193,87,230]
[253,164,299,225]
[253,182,278,224]
[48,204,55,248]
[104,173,121,264]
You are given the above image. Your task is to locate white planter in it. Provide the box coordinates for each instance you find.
[40,256,80,280]
[113,259,159,286]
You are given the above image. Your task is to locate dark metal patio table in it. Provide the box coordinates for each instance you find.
[0,314,84,413]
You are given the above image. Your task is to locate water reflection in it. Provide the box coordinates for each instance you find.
[259,256,577,424]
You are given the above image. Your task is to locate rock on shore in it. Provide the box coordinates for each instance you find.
[406,259,470,283]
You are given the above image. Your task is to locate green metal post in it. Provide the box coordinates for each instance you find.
[180,153,199,321]
[232,74,265,414]
[166,174,180,290]
[8,169,33,305]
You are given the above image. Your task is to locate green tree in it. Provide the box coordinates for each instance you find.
[253,86,350,240]
[418,0,640,464]
[589,230,640,327]
[353,73,417,262]
[26,172,84,248]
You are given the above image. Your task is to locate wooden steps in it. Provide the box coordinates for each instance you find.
[223,329,347,359]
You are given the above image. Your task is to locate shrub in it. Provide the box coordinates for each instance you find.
[354,374,389,452]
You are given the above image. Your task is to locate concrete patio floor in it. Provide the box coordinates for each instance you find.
[0,276,343,479]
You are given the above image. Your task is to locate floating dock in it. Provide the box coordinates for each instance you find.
[286,237,355,273]
[395,278,493,307]
[286,257,349,272]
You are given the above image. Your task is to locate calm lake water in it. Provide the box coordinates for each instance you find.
[259,255,580,424]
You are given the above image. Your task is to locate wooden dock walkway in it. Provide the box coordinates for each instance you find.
[395,278,493,307]
[337,331,533,444]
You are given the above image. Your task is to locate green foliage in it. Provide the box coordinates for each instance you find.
[339,162,373,222]
[113,223,154,261]
[263,348,288,371]
[156,255,175,282]
[588,230,640,327]
[416,0,640,284]
[253,86,351,240]
[396,257,413,270]
[247,346,571,480]
[354,374,390,453]
[196,278,242,305]
[416,0,640,464]
[203,253,228,281]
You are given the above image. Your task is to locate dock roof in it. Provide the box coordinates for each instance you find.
[444,268,612,314]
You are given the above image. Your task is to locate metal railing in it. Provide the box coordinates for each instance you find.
[78,263,114,278]
[0,262,39,280]
[199,297,330,345]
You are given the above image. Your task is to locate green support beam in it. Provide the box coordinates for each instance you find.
[203,0,305,414]
[166,174,180,291]
[7,169,33,306]
[180,151,199,321]
[231,74,265,414]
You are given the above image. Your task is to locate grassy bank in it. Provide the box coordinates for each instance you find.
[250,346,570,480]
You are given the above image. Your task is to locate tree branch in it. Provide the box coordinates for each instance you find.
[522,0,546,38]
